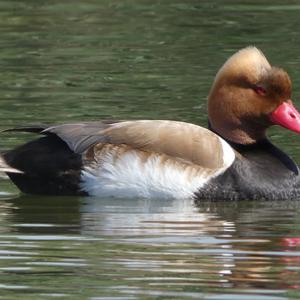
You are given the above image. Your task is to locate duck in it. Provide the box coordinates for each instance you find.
[2,46,300,201]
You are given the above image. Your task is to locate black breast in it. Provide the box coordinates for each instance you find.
[195,139,300,201]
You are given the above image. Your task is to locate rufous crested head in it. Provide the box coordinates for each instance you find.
[213,47,271,86]
[208,46,300,145]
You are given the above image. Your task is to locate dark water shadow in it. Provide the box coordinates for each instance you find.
[0,193,83,235]
[2,193,300,238]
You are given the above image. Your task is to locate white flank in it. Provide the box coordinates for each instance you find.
[80,141,235,199]
[218,136,236,170]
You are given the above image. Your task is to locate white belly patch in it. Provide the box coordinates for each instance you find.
[80,145,233,199]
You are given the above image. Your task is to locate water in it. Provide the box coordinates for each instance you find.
[2,197,300,299]
[1,0,300,299]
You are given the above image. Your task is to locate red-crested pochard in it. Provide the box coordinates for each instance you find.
[2,47,300,200]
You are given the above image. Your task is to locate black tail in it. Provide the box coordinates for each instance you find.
[0,156,22,174]
[2,134,85,195]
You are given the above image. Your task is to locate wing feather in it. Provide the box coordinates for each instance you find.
[44,120,235,170]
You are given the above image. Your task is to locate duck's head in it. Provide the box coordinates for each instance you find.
[208,46,300,144]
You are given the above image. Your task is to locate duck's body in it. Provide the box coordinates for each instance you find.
[3,120,235,199]
[2,47,300,200]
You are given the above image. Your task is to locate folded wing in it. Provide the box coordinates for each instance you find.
[44,120,235,171]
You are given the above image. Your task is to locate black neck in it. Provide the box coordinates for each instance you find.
[208,120,298,174]
[209,121,273,150]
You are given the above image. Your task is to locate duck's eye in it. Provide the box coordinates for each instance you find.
[253,85,267,96]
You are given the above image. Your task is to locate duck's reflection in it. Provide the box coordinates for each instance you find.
[0,194,82,235]
[1,193,300,292]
